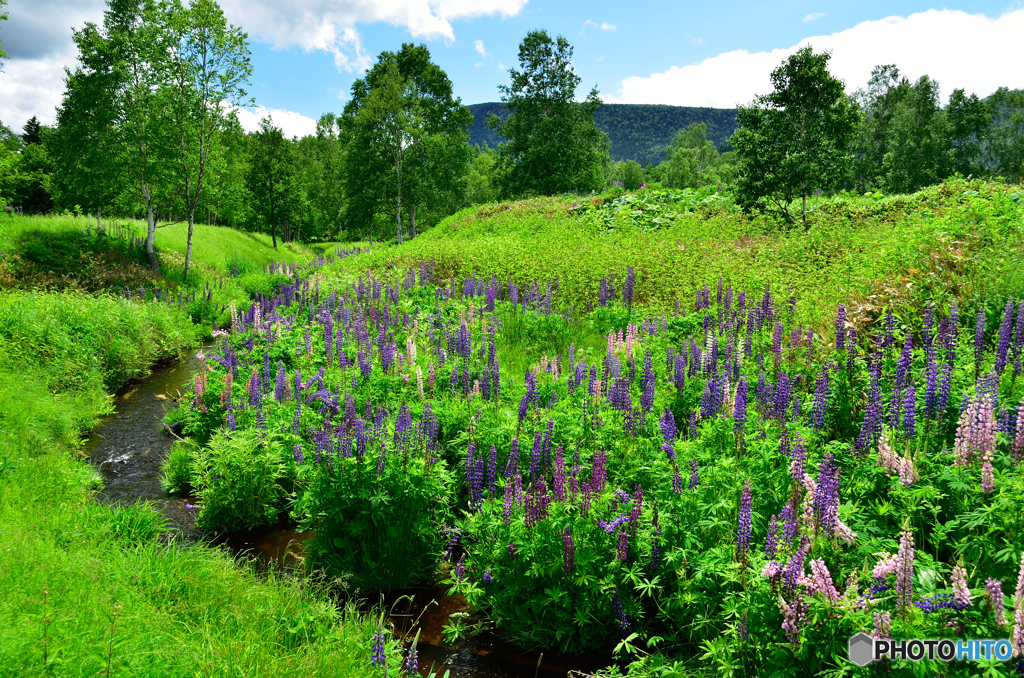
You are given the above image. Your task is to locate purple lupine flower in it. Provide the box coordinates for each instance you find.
[688,459,699,491]
[924,359,939,420]
[781,593,808,644]
[529,431,542,481]
[789,433,807,485]
[623,266,636,308]
[734,376,748,439]
[612,587,631,636]
[487,445,498,496]
[403,638,418,676]
[995,299,1015,375]
[835,304,847,350]
[902,383,917,439]
[772,322,784,365]
[524,478,550,528]
[975,306,987,374]
[813,451,840,535]
[293,444,304,463]
[370,628,386,667]
[562,526,575,574]
[765,515,780,560]
[811,367,829,431]
[986,578,1007,629]
[773,372,791,421]
[616,528,630,562]
[896,528,915,610]
[783,537,811,594]
[274,362,289,402]
[660,409,677,446]
[542,418,554,469]
[552,445,567,501]
[452,554,466,582]
[808,558,841,604]
[873,611,891,641]
[896,334,913,390]
[591,449,608,493]
[669,464,685,493]
[737,479,752,559]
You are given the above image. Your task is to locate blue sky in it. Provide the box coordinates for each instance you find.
[2,0,1023,136]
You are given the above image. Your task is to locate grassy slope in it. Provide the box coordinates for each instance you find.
[0,276,386,674]
[153,221,311,270]
[332,179,1024,332]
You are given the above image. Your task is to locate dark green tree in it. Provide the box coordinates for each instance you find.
[946,89,990,178]
[664,122,719,189]
[489,30,608,198]
[246,116,295,249]
[343,43,472,243]
[294,113,346,241]
[22,117,44,145]
[732,47,858,227]
[986,88,1024,182]
[851,65,909,190]
[165,0,252,278]
[882,75,950,194]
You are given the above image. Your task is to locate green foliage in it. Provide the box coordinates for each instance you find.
[297,453,454,591]
[162,438,195,493]
[881,75,951,194]
[343,43,473,243]
[191,427,292,532]
[490,30,608,198]
[732,47,859,227]
[247,116,298,250]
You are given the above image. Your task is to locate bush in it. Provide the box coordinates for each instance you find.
[191,428,293,533]
[296,451,454,591]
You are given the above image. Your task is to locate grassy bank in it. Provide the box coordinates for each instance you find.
[0,292,389,676]
[328,179,1024,331]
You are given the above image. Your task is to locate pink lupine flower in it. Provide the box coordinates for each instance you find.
[951,565,972,607]
[872,553,898,579]
[954,394,996,467]
[807,558,840,604]
[873,611,891,640]
[896,528,915,610]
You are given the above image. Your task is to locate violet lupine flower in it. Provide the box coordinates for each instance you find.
[765,515,781,560]
[660,408,677,445]
[641,376,655,414]
[370,628,386,667]
[811,367,829,432]
[996,299,1015,375]
[986,578,1007,628]
[616,528,630,562]
[896,528,915,610]
[784,537,811,594]
[623,267,636,308]
[612,587,631,636]
[789,434,807,485]
[737,480,752,559]
[903,384,917,439]
[689,459,699,491]
[896,334,913,390]
[591,450,608,493]
[835,304,847,350]
[562,526,575,574]
[529,431,542,481]
[452,554,466,582]
[293,444,304,463]
[487,445,498,496]
[403,638,418,676]
[781,594,808,644]
[524,479,550,528]
[873,611,891,641]
[772,322,784,366]
[274,362,289,402]
[734,376,749,439]
[951,564,972,608]
[814,451,841,535]
[774,372,791,421]
[975,306,987,374]
[672,465,683,494]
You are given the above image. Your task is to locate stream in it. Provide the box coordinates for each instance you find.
[82,350,607,678]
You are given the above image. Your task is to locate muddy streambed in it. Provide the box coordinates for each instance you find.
[82,350,606,678]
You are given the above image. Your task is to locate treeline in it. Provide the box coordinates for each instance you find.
[468,102,738,166]
[2,0,1024,248]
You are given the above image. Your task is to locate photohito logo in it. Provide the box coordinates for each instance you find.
[848,633,1015,666]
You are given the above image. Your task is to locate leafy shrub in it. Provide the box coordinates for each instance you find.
[96,499,168,544]
[296,451,454,591]
[191,428,293,533]
[162,439,196,494]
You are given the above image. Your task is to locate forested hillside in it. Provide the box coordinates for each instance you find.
[468,102,738,166]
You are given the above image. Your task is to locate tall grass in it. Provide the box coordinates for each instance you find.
[0,291,388,676]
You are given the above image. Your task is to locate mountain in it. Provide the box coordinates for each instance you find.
[466,102,738,167]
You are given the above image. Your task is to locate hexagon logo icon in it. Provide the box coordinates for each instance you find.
[848,633,875,667]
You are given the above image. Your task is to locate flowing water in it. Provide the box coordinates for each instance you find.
[82,351,607,678]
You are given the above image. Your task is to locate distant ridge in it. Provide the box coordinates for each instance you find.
[467,102,738,167]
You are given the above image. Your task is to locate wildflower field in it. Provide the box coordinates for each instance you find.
[158,179,1024,677]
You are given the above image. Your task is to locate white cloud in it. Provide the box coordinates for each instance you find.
[232,105,319,139]
[474,39,489,57]
[596,54,604,62]
[581,19,617,36]
[804,12,827,22]
[218,0,527,72]
[0,50,72,127]
[690,36,703,46]
[611,9,1024,108]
